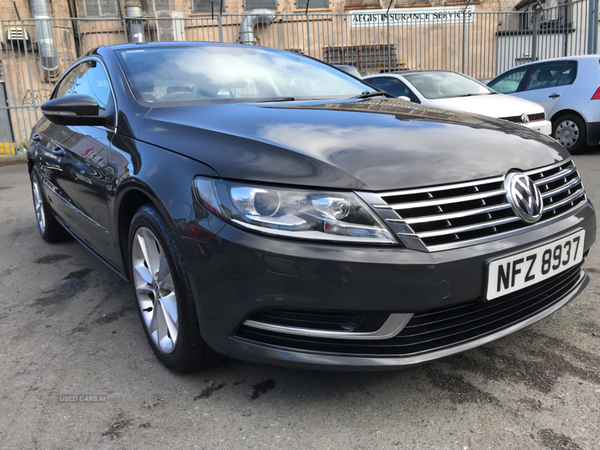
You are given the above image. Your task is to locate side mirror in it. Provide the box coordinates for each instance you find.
[41,95,111,127]
[398,96,412,102]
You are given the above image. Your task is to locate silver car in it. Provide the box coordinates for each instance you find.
[488,55,600,153]
[365,71,552,136]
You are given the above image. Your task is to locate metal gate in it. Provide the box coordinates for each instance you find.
[1,0,598,157]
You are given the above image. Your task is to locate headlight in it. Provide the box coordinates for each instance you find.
[194,177,397,244]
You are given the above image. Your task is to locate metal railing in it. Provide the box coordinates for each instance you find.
[0,0,597,157]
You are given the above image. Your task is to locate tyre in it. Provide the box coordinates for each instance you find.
[552,113,587,154]
[128,204,220,372]
[30,168,71,243]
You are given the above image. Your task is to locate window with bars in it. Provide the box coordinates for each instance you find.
[345,0,380,8]
[192,0,225,13]
[244,0,278,10]
[297,0,329,8]
[83,0,119,16]
[141,0,172,15]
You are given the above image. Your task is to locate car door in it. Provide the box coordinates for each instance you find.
[34,65,81,230]
[366,76,421,103]
[38,58,117,255]
[512,61,576,116]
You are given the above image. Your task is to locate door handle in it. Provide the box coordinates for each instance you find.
[549,93,560,99]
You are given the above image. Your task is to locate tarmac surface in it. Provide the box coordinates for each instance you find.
[0,152,599,450]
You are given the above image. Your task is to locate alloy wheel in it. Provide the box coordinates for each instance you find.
[131,227,179,354]
[554,120,579,149]
[32,177,46,234]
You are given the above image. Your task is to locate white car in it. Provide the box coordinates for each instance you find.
[488,55,600,153]
[364,71,552,136]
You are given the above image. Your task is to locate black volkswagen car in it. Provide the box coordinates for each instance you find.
[28,43,596,372]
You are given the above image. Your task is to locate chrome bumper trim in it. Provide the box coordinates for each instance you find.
[243,313,413,340]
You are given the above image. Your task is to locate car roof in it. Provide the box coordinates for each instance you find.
[365,70,463,77]
[89,41,287,56]
[504,54,600,69]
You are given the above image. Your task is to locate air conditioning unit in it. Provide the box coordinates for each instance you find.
[155,11,186,42]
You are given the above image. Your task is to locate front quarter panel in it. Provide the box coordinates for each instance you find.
[110,136,224,274]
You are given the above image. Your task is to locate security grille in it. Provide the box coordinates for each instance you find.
[192,0,225,13]
[296,0,329,9]
[244,0,277,10]
[83,0,119,16]
[141,0,171,15]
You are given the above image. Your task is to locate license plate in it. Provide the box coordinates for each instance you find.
[486,230,585,300]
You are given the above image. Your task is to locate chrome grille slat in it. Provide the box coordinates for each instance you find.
[524,158,571,175]
[541,177,582,199]
[535,165,577,186]
[379,176,504,198]
[543,189,586,213]
[416,216,521,239]
[369,159,586,251]
[387,189,506,210]
[404,203,513,225]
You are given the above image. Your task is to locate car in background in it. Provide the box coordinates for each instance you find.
[488,55,600,153]
[365,71,552,135]
[334,65,363,79]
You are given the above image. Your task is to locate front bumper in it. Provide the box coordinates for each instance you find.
[586,121,600,146]
[179,201,596,370]
[523,119,552,136]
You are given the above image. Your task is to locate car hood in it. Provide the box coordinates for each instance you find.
[140,98,566,191]
[428,94,545,119]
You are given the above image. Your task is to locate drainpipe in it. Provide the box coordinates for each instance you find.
[239,9,275,45]
[125,0,145,43]
[32,0,60,80]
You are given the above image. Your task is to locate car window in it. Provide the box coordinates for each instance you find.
[557,61,577,86]
[70,60,112,110]
[403,72,492,100]
[488,67,529,94]
[116,45,376,105]
[54,67,80,98]
[524,62,567,91]
[367,77,419,102]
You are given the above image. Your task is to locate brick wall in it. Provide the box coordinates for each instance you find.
[1,0,499,20]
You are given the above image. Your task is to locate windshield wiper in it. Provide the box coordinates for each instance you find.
[257,97,296,103]
[352,90,390,99]
[456,93,492,98]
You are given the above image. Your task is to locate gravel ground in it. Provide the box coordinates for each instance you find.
[0,152,599,450]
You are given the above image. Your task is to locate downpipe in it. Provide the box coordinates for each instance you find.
[239,9,275,45]
[125,0,145,43]
[32,0,60,80]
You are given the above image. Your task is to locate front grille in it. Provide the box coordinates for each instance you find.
[501,112,546,123]
[235,263,584,357]
[375,159,586,250]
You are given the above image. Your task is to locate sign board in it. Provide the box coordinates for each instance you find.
[350,6,475,27]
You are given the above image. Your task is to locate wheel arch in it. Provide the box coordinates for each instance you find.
[114,181,175,280]
[549,108,586,124]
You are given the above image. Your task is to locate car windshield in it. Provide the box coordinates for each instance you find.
[116,45,375,105]
[404,72,494,100]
